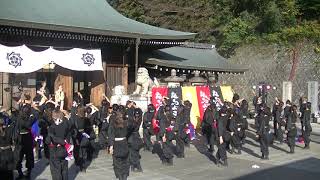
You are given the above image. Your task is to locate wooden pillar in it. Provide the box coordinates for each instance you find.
[103,61,107,97]
[135,38,140,78]
[55,67,73,110]
[122,65,128,94]
[122,51,128,94]
[2,73,11,110]
[90,70,105,107]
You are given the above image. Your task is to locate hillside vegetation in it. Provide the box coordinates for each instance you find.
[107,0,320,80]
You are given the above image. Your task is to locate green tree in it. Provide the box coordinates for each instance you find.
[218,12,258,56]
[264,22,320,80]
[298,0,320,20]
[106,0,119,7]
[258,1,283,33]
[111,0,147,23]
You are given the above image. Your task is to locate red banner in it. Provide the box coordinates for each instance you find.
[152,87,168,134]
[151,87,168,113]
[196,86,211,122]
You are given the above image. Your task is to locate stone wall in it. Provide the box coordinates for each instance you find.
[219,42,320,108]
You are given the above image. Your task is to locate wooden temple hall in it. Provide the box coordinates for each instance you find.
[0,0,246,110]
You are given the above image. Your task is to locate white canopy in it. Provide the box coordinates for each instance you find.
[0,44,103,73]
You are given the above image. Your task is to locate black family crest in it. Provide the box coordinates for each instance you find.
[81,53,95,66]
[7,52,23,68]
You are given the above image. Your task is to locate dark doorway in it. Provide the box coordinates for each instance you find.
[36,71,56,97]
[73,72,91,104]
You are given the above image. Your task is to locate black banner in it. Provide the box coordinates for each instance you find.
[209,86,224,110]
[168,87,182,117]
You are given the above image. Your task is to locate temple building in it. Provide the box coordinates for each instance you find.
[0,0,246,110]
[142,43,247,86]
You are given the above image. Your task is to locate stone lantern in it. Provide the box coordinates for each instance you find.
[188,70,207,86]
[208,72,218,86]
[164,69,184,87]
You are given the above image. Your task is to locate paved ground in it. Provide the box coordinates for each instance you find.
[20,120,320,180]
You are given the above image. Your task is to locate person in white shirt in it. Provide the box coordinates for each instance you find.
[55,85,65,110]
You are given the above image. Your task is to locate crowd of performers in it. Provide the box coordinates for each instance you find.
[0,81,314,180]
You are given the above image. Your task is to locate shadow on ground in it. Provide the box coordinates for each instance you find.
[232,157,320,180]
[192,136,217,164]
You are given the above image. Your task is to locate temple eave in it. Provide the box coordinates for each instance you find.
[146,58,248,73]
[0,19,195,41]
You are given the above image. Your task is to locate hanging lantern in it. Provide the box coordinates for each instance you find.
[43,62,56,72]
[266,85,271,90]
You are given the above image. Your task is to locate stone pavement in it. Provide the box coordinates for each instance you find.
[26,119,320,180]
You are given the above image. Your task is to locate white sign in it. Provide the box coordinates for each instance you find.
[282,81,292,103]
[308,81,319,114]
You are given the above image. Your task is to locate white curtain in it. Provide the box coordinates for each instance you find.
[0,44,103,73]
[0,44,49,73]
[51,48,103,71]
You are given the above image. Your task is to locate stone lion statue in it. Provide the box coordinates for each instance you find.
[110,85,129,105]
[133,67,156,96]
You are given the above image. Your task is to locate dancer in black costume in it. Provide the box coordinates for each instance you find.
[174,104,186,158]
[238,100,249,145]
[159,105,175,166]
[71,106,93,172]
[46,110,71,180]
[286,105,298,154]
[202,99,218,153]
[302,102,312,149]
[216,106,229,166]
[128,108,144,172]
[273,100,284,143]
[109,111,133,180]
[228,109,242,154]
[97,99,111,151]
[257,106,272,160]
[16,104,36,179]
[143,104,156,151]
[0,117,15,180]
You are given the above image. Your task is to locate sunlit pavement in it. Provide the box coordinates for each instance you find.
[27,119,320,180]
